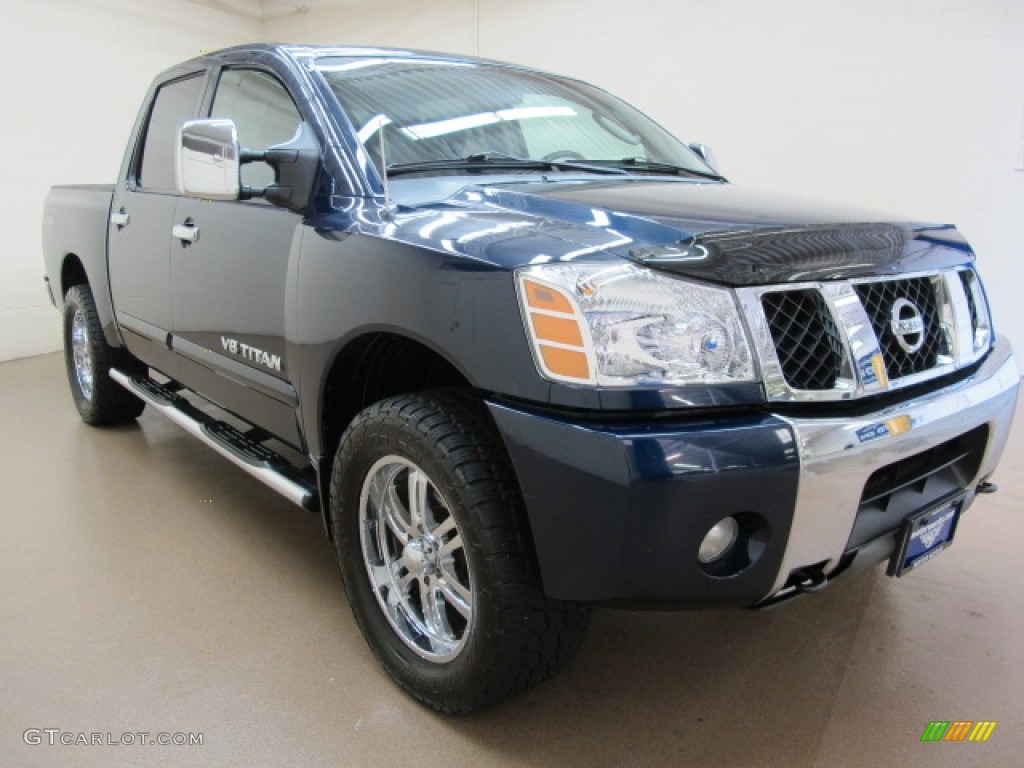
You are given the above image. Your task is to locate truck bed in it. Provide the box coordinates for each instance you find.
[42,184,115,337]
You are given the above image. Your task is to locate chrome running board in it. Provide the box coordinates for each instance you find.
[110,369,318,512]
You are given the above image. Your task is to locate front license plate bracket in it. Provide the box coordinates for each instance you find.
[887,494,964,577]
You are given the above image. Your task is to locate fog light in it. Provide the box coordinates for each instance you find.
[698,516,740,564]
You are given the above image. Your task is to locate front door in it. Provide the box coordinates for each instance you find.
[170,68,306,447]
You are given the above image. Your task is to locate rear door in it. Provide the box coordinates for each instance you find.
[170,67,306,447]
[109,72,205,376]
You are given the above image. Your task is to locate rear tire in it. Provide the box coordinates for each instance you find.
[330,391,590,713]
[63,283,145,425]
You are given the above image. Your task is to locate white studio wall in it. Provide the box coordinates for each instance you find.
[0,0,261,362]
[270,0,1024,356]
[2,0,1022,361]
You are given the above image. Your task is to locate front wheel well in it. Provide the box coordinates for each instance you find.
[321,333,473,473]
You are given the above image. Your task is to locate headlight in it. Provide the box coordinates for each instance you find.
[516,262,755,386]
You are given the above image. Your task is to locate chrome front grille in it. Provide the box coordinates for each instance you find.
[854,276,946,378]
[761,289,843,390]
[737,267,990,402]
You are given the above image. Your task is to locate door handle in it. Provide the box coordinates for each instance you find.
[110,208,130,229]
[172,219,199,245]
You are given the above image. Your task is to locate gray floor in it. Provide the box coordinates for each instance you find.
[2,352,1022,767]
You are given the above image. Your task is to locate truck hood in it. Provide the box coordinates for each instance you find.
[383,177,973,285]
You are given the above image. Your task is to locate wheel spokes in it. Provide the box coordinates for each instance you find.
[358,455,475,662]
[407,468,430,534]
[368,468,413,546]
[431,515,457,540]
[70,309,94,399]
[439,532,462,559]
[382,483,413,544]
[436,573,472,619]
[420,581,450,639]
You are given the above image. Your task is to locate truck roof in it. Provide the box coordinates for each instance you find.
[176,42,535,74]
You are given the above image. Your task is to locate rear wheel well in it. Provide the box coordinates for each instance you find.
[61,254,88,297]
[321,333,473,472]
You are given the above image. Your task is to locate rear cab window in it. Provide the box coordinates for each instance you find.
[135,74,205,193]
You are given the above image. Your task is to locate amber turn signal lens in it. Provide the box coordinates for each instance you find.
[523,279,574,314]
[538,346,590,381]
[530,313,585,347]
[520,278,594,383]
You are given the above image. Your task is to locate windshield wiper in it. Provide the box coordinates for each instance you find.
[387,151,628,178]
[609,157,727,181]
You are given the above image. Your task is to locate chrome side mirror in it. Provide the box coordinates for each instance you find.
[176,119,241,200]
[688,142,719,173]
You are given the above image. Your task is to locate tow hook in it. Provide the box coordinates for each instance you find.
[976,480,998,495]
[790,566,828,595]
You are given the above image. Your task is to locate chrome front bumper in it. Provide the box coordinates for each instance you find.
[765,336,1019,599]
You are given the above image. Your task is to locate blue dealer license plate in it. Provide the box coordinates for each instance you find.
[887,495,963,577]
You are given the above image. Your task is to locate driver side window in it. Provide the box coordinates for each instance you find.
[210,69,302,190]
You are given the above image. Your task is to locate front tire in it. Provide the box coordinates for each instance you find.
[330,391,590,713]
[63,283,145,425]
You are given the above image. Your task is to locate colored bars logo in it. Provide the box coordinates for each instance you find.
[920,721,996,742]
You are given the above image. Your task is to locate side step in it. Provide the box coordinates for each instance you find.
[111,369,319,512]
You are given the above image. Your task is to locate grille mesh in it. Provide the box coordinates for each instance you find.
[761,290,843,390]
[855,277,944,379]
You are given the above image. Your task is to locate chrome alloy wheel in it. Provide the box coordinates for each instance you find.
[70,308,94,400]
[358,456,474,662]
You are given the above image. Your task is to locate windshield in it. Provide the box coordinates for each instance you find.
[314,56,713,178]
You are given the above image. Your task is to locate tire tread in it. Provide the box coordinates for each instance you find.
[63,283,145,425]
[330,390,590,713]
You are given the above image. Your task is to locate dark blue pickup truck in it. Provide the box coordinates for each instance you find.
[42,44,1018,712]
